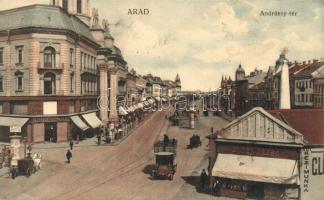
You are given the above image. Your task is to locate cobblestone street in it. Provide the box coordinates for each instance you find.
[0,109,230,200]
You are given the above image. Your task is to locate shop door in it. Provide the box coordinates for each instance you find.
[45,123,57,142]
[247,184,265,200]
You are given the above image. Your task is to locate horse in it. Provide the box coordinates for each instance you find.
[32,153,42,170]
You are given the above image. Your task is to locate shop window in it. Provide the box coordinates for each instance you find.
[62,0,68,10]
[10,102,28,114]
[44,46,56,68]
[77,0,82,13]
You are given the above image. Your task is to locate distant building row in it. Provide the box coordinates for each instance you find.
[219,54,324,114]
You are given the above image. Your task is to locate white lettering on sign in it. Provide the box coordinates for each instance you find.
[10,126,21,133]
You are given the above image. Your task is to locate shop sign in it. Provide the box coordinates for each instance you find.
[10,126,21,133]
[301,147,324,200]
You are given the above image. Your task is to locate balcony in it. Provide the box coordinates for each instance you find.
[38,62,63,73]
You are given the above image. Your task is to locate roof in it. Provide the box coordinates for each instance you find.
[0,4,96,42]
[293,61,324,79]
[249,81,265,90]
[267,109,324,145]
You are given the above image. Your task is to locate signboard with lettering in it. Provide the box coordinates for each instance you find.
[215,142,299,160]
[10,126,21,133]
[301,147,324,200]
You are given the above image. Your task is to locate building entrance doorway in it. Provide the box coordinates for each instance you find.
[247,183,265,199]
[45,122,57,142]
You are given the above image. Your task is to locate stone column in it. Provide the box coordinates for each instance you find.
[99,64,109,125]
[10,134,21,167]
[60,43,69,95]
[108,64,118,142]
[108,65,118,122]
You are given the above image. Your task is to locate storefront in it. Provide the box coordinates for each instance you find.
[208,107,304,200]
[300,146,324,200]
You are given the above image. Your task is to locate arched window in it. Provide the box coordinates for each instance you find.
[44,47,56,68]
[44,72,56,95]
[77,0,82,14]
[62,0,68,10]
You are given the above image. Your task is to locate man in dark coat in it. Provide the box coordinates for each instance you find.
[69,140,74,150]
[200,169,208,191]
[163,134,169,145]
[66,149,72,164]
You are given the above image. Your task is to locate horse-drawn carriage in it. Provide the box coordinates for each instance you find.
[11,153,42,179]
[188,134,201,149]
[151,139,177,180]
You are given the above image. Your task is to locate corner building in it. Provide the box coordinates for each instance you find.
[0,1,101,143]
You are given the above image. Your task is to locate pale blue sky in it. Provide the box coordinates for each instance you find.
[0,0,323,91]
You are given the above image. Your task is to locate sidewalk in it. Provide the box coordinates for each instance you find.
[0,112,156,151]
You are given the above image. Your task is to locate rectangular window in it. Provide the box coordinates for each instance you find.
[16,46,23,64]
[0,77,3,92]
[63,0,68,10]
[17,76,23,91]
[81,52,83,70]
[77,0,82,13]
[0,48,3,65]
[70,48,74,67]
[70,74,74,93]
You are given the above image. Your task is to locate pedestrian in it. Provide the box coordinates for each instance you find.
[163,134,169,145]
[11,167,17,179]
[200,169,208,191]
[69,140,74,150]
[66,149,72,164]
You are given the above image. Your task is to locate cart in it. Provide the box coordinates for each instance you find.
[188,134,201,149]
[17,157,36,177]
[151,139,177,180]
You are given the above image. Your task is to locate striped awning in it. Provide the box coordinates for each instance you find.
[119,106,128,115]
[81,112,103,128]
[0,116,29,127]
[70,116,89,131]
[212,153,299,185]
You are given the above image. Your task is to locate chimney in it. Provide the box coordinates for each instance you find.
[294,60,298,65]
[303,61,306,65]
[279,55,291,109]
[308,60,311,64]
[313,59,318,63]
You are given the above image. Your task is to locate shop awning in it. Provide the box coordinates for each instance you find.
[212,154,299,185]
[70,116,89,131]
[81,112,102,129]
[0,116,29,127]
[119,106,128,115]
[155,97,161,101]
[126,106,133,113]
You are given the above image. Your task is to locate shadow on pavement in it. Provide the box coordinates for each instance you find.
[182,176,216,196]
